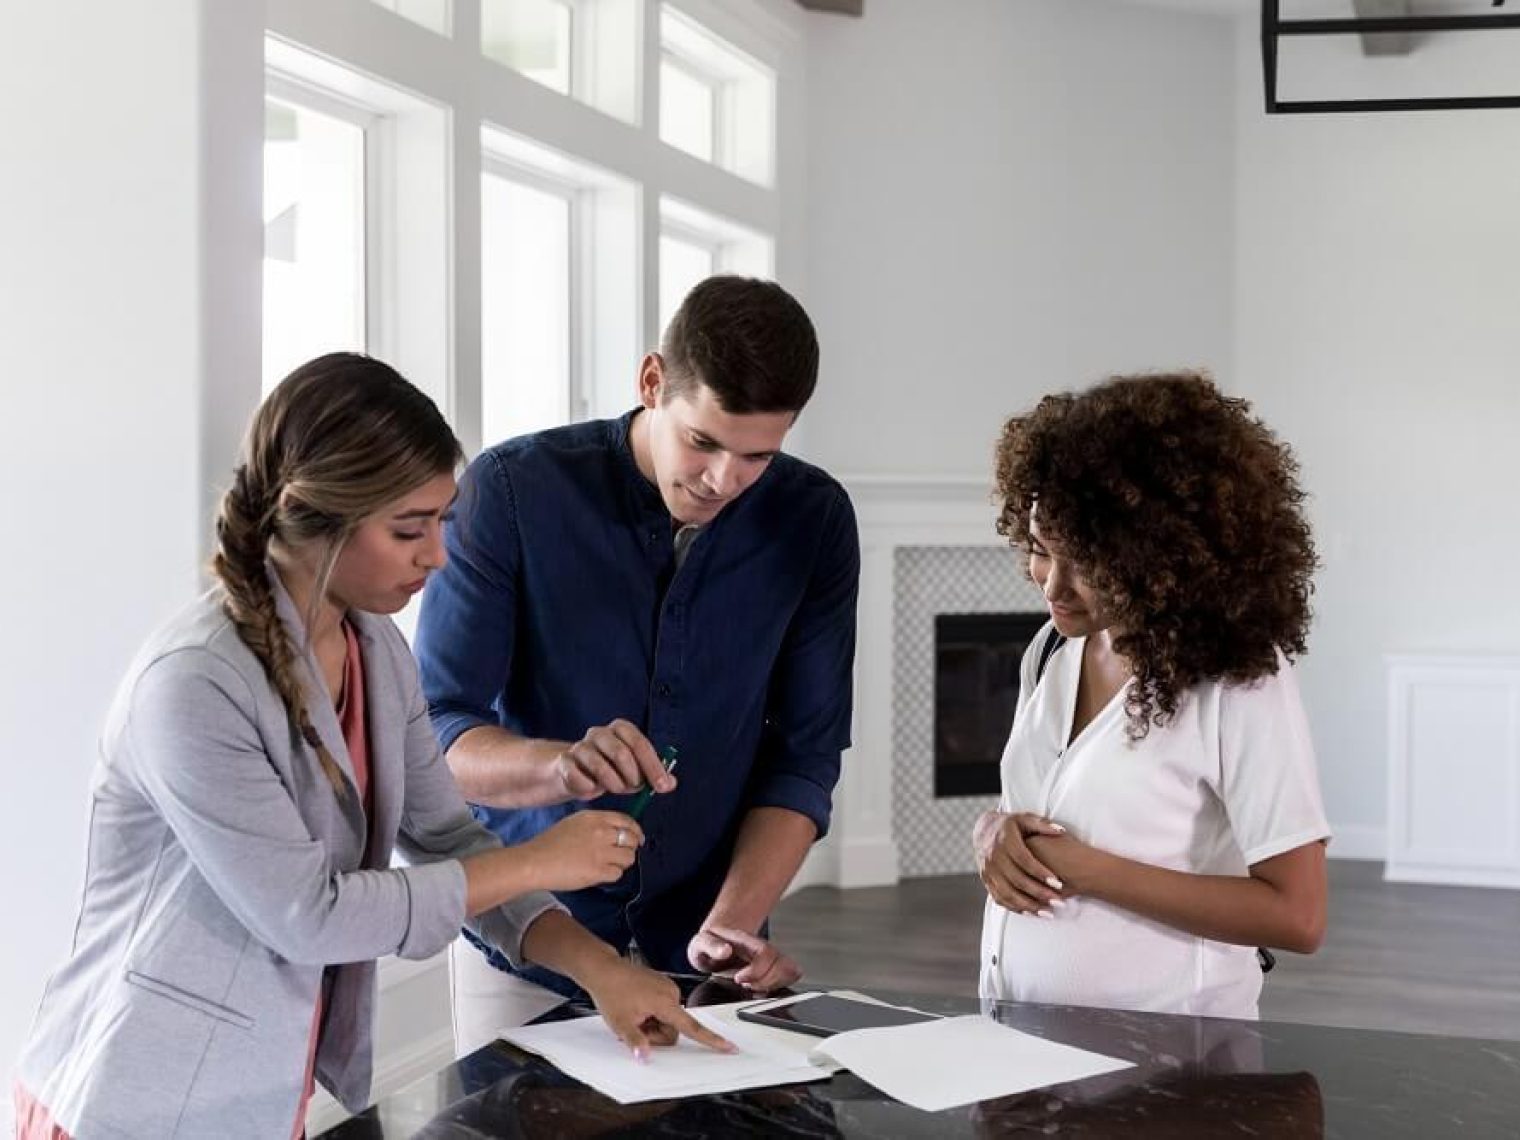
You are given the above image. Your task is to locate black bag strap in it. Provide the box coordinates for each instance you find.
[1035,626,1067,683]
[1032,621,1276,976]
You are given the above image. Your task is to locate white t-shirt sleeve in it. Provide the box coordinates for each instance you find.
[1216,653,1332,867]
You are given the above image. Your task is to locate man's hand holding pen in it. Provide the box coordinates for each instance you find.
[554,719,678,800]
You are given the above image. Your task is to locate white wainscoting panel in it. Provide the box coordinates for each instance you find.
[1386,656,1520,888]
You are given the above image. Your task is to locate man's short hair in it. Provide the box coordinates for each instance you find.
[659,276,819,415]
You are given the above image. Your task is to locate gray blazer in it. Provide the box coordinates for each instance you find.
[18,573,561,1138]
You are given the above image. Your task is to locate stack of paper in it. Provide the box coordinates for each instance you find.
[499,1002,834,1105]
[501,994,1134,1113]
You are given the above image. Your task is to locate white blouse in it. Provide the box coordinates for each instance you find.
[979,624,1331,1019]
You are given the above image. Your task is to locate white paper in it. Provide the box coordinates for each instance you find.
[499,1002,832,1105]
[812,1014,1134,1113]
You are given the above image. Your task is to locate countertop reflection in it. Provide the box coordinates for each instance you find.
[318,976,1520,1138]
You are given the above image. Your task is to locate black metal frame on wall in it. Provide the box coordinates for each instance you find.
[1262,0,1520,113]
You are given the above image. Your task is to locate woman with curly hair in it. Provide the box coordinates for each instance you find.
[973,371,1330,1019]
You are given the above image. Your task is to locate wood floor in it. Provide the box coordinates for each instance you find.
[772,860,1520,1041]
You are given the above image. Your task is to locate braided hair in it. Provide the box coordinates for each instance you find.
[211,352,461,795]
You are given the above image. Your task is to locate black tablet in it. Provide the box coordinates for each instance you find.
[736,994,939,1038]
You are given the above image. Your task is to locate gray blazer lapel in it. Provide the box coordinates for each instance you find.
[267,565,366,838]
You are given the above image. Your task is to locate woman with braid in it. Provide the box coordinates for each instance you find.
[16,353,731,1140]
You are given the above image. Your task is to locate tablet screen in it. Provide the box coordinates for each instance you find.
[740,994,938,1037]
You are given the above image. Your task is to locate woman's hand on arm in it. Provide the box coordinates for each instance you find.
[520,911,737,1061]
[973,810,1070,916]
[1027,833,1328,953]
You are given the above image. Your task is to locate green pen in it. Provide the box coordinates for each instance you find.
[628,746,678,820]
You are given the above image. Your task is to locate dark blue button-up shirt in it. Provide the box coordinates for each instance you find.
[415,412,858,977]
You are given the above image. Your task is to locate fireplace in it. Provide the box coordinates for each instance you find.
[888,542,1045,880]
[932,612,1047,797]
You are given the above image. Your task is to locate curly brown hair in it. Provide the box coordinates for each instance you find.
[994,371,1316,739]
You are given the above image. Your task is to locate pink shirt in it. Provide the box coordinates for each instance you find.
[291,621,371,1139]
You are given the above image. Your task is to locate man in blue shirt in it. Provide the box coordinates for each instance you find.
[416,277,858,1042]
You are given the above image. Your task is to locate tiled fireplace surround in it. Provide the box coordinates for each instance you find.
[795,483,1518,894]
[796,477,1042,890]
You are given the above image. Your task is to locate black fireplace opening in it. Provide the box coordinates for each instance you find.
[933,612,1048,798]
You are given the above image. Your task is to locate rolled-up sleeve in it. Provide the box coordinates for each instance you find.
[748,487,860,839]
[391,629,564,967]
[415,450,522,754]
[128,649,475,965]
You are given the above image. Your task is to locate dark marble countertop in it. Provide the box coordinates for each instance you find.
[318,977,1520,1138]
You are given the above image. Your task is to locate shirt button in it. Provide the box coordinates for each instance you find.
[657,683,672,697]
[647,530,660,544]
[991,954,998,966]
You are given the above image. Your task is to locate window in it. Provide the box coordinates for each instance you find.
[368,0,450,36]
[481,127,640,438]
[261,94,368,394]
[659,54,716,163]
[659,195,774,333]
[481,174,572,443]
[481,0,640,124]
[658,233,715,334]
[481,0,572,93]
[264,39,451,412]
[659,5,775,185]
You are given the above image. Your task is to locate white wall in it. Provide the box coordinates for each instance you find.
[804,0,1520,862]
[0,0,261,1123]
[1233,21,1520,853]
[800,0,1236,477]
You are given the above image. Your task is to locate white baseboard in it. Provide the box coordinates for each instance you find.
[1383,864,1520,890]
[836,836,899,888]
[787,836,899,892]
[1328,824,1387,861]
[786,840,839,894]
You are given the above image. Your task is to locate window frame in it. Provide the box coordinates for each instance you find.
[479,154,587,427]
[264,0,801,452]
[263,73,385,370]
